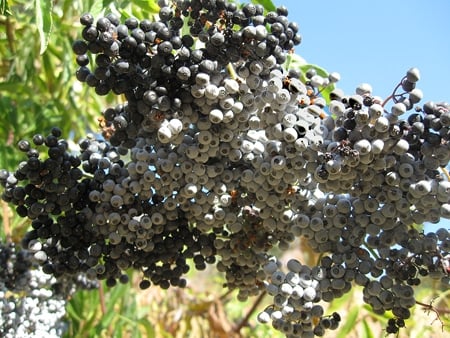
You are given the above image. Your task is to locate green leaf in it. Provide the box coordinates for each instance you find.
[362,318,375,338]
[35,0,53,54]
[41,50,55,92]
[0,81,24,92]
[97,309,116,331]
[362,303,390,322]
[324,285,355,313]
[66,301,85,323]
[336,306,359,338]
[137,318,156,338]
[251,0,276,12]
[299,63,335,104]
[284,52,307,71]
[88,0,108,18]
[132,0,160,14]
[0,0,12,16]
[105,283,129,313]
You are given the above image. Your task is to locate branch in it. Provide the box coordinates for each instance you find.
[219,288,234,301]
[98,282,107,315]
[1,201,11,241]
[233,291,266,333]
[416,299,450,331]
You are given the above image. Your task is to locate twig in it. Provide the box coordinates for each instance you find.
[416,300,450,315]
[1,200,11,241]
[381,79,404,107]
[98,282,107,315]
[416,299,450,331]
[381,94,394,108]
[219,288,234,301]
[98,281,115,336]
[233,291,266,333]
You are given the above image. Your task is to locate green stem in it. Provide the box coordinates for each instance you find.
[226,63,238,80]
[441,167,450,181]
[6,16,15,54]
[363,242,380,260]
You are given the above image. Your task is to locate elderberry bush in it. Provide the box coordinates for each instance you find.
[1,0,450,337]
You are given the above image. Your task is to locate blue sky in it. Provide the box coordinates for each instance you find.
[273,0,450,231]
[274,0,450,103]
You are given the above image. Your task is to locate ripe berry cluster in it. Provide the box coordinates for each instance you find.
[72,0,310,298]
[258,258,341,337]
[1,0,450,337]
[0,241,96,337]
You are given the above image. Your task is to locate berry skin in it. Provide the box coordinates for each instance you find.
[406,67,420,83]
[72,40,88,55]
[80,12,94,26]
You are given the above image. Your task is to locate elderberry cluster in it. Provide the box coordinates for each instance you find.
[258,258,341,337]
[0,241,96,337]
[1,0,450,337]
[2,0,310,297]
[70,0,318,299]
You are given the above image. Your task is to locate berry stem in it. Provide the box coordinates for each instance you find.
[233,291,266,333]
[381,78,404,107]
[441,167,450,182]
[381,94,394,108]
[284,53,292,70]
[226,63,238,80]
[415,299,450,329]
[363,242,380,259]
